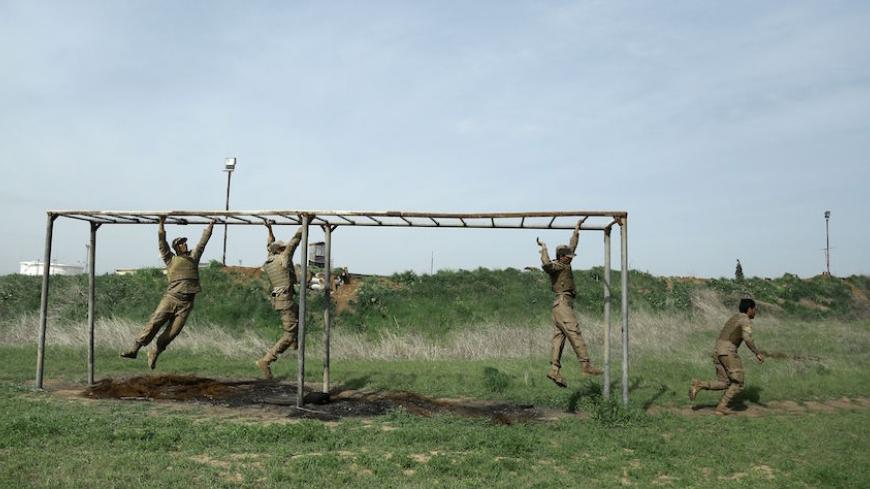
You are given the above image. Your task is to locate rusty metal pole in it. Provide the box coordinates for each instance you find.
[296,215,310,408]
[222,170,232,266]
[620,217,630,406]
[603,227,612,400]
[322,225,333,393]
[36,213,57,390]
[87,222,99,386]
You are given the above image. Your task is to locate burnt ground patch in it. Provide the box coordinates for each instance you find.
[82,375,556,424]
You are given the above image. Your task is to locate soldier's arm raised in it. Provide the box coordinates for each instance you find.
[284,226,304,260]
[192,220,215,262]
[265,221,276,245]
[538,238,551,265]
[568,220,581,253]
[158,216,172,265]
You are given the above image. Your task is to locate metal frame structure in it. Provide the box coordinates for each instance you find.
[34,209,630,406]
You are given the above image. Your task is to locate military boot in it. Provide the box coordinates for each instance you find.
[546,365,567,388]
[256,358,274,380]
[689,379,702,401]
[581,361,603,376]
[714,406,735,416]
[714,398,735,416]
[120,343,141,359]
[147,349,161,370]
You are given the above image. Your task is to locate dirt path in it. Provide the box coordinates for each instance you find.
[46,375,870,423]
[650,397,870,417]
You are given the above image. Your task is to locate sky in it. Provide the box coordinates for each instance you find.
[1,1,868,278]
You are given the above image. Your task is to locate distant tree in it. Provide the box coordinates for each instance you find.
[735,259,744,281]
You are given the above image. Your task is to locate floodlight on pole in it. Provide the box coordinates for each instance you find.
[222,157,237,266]
[824,210,831,276]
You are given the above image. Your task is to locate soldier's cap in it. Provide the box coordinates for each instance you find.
[556,245,575,258]
[171,237,187,249]
[269,240,287,253]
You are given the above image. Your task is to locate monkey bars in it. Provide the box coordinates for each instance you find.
[35,209,631,406]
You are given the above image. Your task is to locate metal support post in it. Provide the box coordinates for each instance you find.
[620,217,630,406]
[603,227,612,400]
[296,215,310,408]
[87,222,100,386]
[322,225,333,393]
[36,213,57,390]
[222,171,233,265]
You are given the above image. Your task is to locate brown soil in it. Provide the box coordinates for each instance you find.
[761,350,822,362]
[223,266,263,280]
[81,375,563,424]
[332,280,362,314]
[60,375,870,422]
[651,397,870,417]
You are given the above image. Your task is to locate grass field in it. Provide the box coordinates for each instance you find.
[2,305,869,487]
[2,267,868,487]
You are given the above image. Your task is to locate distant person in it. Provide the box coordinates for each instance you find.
[538,220,602,389]
[735,259,744,281]
[121,216,215,369]
[689,298,765,415]
[255,222,304,379]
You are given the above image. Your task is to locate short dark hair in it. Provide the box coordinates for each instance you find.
[739,298,756,313]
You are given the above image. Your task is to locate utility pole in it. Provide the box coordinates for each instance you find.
[824,210,831,276]
[222,157,237,266]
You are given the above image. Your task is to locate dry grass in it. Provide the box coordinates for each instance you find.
[0,292,794,361]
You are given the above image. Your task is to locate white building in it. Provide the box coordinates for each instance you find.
[19,261,84,276]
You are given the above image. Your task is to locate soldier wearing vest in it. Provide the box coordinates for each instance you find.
[538,220,602,389]
[256,222,304,379]
[121,216,215,369]
[689,298,765,415]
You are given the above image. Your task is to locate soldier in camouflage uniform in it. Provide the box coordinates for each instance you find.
[689,298,765,415]
[255,222,304,379]
[538,220,602,389]
[121,216,215,369]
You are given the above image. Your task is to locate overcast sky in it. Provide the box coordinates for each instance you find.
[1,1,868,278]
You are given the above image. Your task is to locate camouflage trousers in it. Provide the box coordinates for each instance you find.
[135,293,195,352]
[550,295,591,367]
[261,302,299,364]
[697,353,745,407]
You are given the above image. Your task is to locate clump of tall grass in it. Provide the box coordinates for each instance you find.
[2,284,862,364]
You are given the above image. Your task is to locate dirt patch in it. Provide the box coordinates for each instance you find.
[80,375,561,424]
[332,279,362,314]
[652,397,870,417]
[224,266,263,280]
[761,350,822,362]
[798,298,830,311]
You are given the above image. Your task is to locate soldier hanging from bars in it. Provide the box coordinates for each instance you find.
[256,221,304,379]
[538,220,603,389]
[121,216,215,369]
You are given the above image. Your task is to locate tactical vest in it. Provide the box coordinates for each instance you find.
[167,256,199,283]
[716,313,748,353]
[263,255,296,290]
[548,266,576,295]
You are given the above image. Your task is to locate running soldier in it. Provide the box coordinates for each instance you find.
[689,298,765,415]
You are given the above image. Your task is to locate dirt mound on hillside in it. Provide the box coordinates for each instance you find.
[224,266,263,280]
[82,375,548,424]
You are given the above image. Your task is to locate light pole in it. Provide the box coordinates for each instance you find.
[824,210,831,276]
[222,157,237,266]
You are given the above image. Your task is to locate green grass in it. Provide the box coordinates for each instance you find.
[2,330,870,488]
[2,267,868,340]
[1,358,868,488]
[1,267,869,487]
